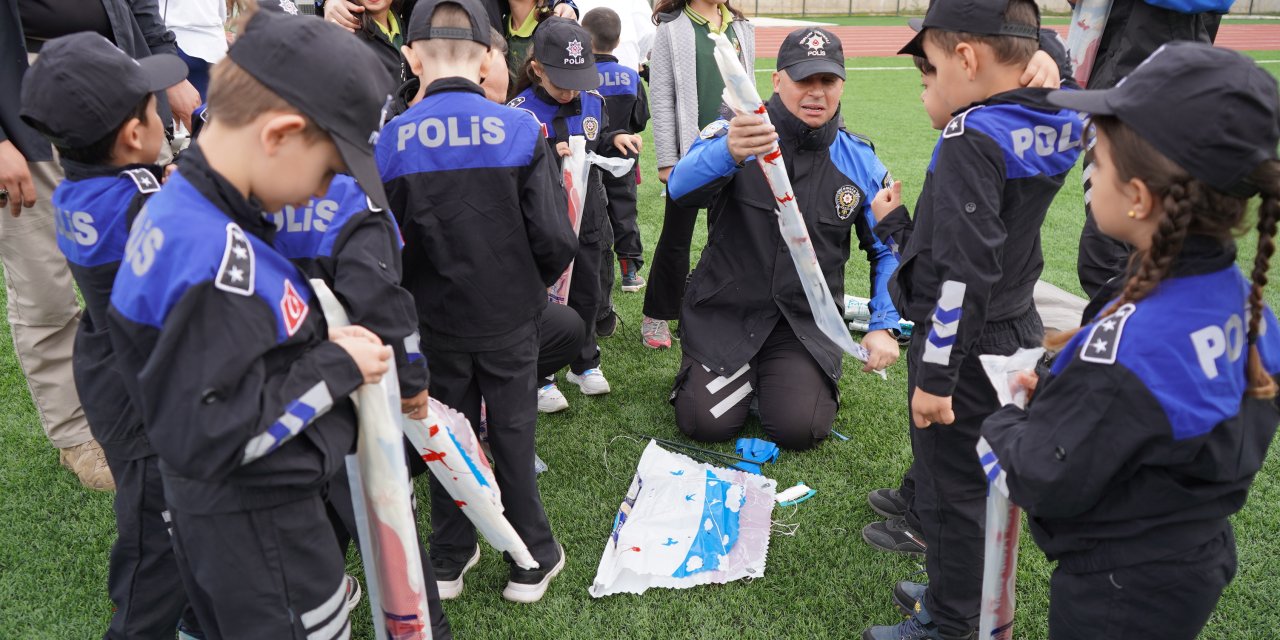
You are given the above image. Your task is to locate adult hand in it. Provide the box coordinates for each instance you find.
[402,389,430,420]
[860,329,901,373]
[871,180,902,223]
[911,387,954,428]
[657,166,673,184]
[552,2,576,18]
[0,140,36,217]
[324,0,363,32]
[166,80,202,133]
[1020,50,1061,89]
[612,133,643,156]
[726,113,776,165]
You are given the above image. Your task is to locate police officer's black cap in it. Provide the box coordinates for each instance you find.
[406,0,491,47]
[1049,42,1280,198]
[229,9,395,211]
[20,33,187,148]
[533,17,600,91]
[898,0,1040,58]
[777,27,845,81]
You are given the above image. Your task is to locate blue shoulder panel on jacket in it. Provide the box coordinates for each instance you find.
[376,92,541,181]
[829,132,889,203]
[110,173,314,344]
[929,104,1082,178]
[270,175,388,260]
[52,174,138,268]
[595,61,640,97]
[1053,267,1276,441]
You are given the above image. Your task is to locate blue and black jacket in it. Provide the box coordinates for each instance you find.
[875,88,1082,397]
[53,160,161,461]
[509,83,623,247]
[666,95,899,381]
[594,53,649,154]
[982,237,1280,573]
[108,146,362,514]
[271,174,427,399]
[377,77,576,350]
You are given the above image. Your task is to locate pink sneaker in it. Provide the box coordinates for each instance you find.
[641,317,671,349]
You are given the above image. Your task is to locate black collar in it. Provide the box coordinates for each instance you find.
[766,93,839,152]
[955,87,1059,115]
[59,158,160,183]
[595,53,619,64]
[1170,234,1237,277]
[177,145,276,242]
[423,77,486,99]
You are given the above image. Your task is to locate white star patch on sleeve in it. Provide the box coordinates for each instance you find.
[215,223,255,296]
[1080,303,1136,365]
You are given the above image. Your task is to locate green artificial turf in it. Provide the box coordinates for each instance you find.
[2,54,1279,639]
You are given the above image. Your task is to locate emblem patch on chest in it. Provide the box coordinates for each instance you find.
[583,116,599,141]
[835,185,862,220]
[280,279,309,338]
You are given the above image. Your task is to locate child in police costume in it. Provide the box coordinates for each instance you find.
[582,7,651,300]
[982,43,1280,640]
[107,8,396,638]
[19,32,192,640]
[863,30,1079,561]
[863,0,1082,637]
[509,16,644,401]
[664,27,902,451]
[376,0,577,603]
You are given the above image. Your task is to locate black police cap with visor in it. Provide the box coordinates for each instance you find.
[227,8,396,211]
[898,0,1040,58]
[1048,42,1280,198]
[20,33,188,148]
[777,27,846,81]
[532,17,600,92]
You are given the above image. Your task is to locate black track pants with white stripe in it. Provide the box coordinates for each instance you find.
[170,496,349,640]
[670,319,837,451]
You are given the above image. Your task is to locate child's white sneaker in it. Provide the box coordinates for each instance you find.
[566,368,610,395]
[538,383,569,413]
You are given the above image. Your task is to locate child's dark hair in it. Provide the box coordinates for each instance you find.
[652,0,745,26]
[912,55,936,75]
[924,0,1039,66]
[514,49,539,95]
[38,95,153,166]
[582,7,621,52]
[1046,116,1280,399]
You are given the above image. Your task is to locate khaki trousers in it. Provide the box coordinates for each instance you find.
[0,51,90,448]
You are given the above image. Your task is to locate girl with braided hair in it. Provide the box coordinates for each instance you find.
[980,42,1280,640]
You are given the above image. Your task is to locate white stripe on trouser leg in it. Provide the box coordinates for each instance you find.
[709,381,753,419]
[705,363,750,394]
[301,579,347,630]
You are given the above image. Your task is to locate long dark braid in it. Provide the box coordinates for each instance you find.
[1247,161,1280,399]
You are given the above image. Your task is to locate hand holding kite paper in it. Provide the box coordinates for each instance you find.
[548,136,636,306]
[976,347,1045,640]
[706,32,882,377]
[312,280,431,640]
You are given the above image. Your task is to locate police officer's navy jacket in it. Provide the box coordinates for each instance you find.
[108,147,363,515]
[54,160,161,461]
[271,174,427,399]
[982,238,1280,573]
[875,88,1081,396]
[666,95,900,381]
[594,53,649,151]
[509,83,622,246]
[377,78,576,350]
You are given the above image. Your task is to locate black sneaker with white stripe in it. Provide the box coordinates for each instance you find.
[862,516,926,557]
[503,543,565,603]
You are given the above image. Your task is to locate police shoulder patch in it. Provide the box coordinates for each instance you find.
[835,184,862,220]
[507,96,526,108]
[1079,303,1136,365]
[215,223,255,297]
[700,119,729,140]
[121,168,161,194]
[943,106,983,140]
